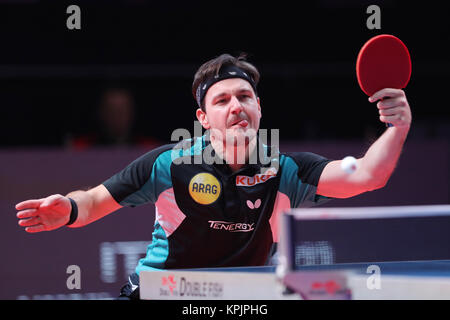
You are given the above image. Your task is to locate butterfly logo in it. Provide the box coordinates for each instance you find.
[246,199,261,210]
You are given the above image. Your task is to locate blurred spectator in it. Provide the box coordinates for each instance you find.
[66,88,159,150]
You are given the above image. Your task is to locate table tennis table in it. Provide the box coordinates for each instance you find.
[140,205,450,300]
[140,260,450,300]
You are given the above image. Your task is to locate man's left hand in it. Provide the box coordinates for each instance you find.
[368,88,412,129]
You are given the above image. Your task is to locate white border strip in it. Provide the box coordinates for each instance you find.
[288,205,450,220]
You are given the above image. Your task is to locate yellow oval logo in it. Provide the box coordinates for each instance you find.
[188,173,221,205]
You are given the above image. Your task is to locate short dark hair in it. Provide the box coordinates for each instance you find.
[192,53,260,111]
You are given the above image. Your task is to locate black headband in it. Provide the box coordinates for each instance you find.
[195,64,258,107]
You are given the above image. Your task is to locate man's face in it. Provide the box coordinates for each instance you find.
[197,78,261,146]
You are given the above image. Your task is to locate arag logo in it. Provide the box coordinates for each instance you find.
[188,173,221,205]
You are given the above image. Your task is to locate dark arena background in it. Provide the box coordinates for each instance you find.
[0,0,449,300]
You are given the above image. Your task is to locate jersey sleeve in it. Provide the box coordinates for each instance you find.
[279,152,333,208]
[102,144,175,207]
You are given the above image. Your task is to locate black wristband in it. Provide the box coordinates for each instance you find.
[66,198,78,226]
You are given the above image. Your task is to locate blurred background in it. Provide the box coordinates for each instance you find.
[0,0,448,299]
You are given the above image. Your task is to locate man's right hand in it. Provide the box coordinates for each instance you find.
[15,194,72,233]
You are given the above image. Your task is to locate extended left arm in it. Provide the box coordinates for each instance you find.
[317,88,412,198]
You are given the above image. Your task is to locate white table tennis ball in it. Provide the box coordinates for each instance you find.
[341,156,358,174]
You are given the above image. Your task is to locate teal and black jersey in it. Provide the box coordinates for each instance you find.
[103,134,332,275]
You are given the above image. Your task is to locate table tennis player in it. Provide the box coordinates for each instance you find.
[15,53,412,299]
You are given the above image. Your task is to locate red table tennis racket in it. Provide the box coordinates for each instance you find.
[356,34,412,127]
